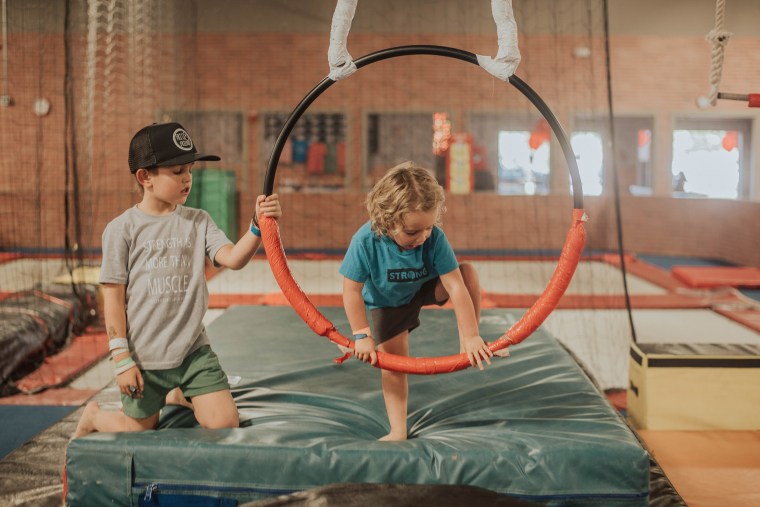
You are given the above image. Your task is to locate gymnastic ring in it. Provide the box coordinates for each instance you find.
[260,45,586,374]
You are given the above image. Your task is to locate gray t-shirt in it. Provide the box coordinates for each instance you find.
[99,205,232,369]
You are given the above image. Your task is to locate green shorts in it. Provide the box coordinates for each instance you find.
[121,345,230,420]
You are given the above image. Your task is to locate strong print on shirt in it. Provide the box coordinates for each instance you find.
[387,266,428,283]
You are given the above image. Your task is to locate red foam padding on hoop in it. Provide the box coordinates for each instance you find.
[259,209,586,375]
[749,94,760,108]
[671,266,760,288]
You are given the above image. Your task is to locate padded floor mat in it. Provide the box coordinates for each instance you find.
[66,306,650,506]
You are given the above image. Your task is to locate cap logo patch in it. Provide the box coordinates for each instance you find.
[172,128,194,151]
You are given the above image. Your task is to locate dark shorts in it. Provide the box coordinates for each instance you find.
[121,345,230,419]
[371,277,448,344]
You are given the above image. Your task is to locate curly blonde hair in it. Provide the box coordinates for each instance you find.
[366,161,446,237]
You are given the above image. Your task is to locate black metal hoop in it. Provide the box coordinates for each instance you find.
[263,44,583,208]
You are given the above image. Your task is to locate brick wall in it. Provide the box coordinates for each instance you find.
[0,30,758,266]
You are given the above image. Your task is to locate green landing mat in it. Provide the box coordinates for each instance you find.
[66,306,649,506]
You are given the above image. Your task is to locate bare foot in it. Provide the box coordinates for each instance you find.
[379,431,407,442]
[165,388,193,410]
[72,402,100,439]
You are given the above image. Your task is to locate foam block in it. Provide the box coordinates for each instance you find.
[628,342,760,430]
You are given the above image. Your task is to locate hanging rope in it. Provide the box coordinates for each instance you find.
[701,0,732,108]
[698,0,759,108]
[327,0,521,82]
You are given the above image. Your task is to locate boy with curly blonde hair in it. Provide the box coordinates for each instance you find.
[340,161,492,441]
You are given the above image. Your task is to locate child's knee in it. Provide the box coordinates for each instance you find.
[198,409,239,429]
[132,414,160,431]
[194,396,240,429]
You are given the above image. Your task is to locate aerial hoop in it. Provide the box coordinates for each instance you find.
[260,45,587,374]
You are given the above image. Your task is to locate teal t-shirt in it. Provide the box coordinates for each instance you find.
[339,221,459,309]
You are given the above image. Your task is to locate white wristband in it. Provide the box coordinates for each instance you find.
[109,337,128,351]
[111,347,129,358]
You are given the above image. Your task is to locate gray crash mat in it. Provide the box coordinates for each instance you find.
[66,306,649,506]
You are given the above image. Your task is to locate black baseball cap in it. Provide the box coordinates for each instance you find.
[128,122,220,173]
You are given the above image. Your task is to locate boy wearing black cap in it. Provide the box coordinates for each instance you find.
[73,122,281,437]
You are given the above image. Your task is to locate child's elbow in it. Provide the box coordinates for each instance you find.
[226,259,249,271]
